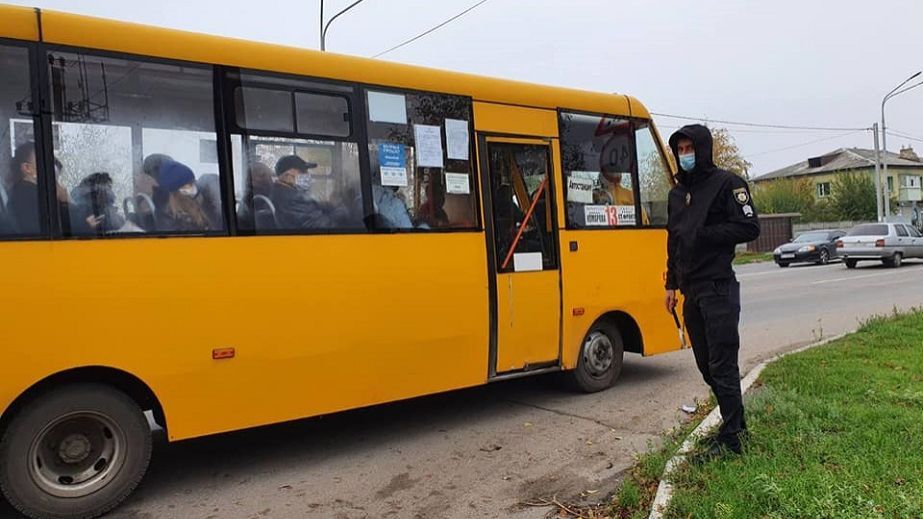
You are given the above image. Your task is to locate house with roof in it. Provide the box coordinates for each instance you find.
[752,146,923,221]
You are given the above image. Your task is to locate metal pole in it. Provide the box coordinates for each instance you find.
[321,0,366,52]
[881,104,890,219]
[320,0,325,50]
[880,71,922,220]
[873,123,882,222]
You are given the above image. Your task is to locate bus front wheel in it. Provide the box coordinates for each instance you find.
[567,321,624,393]
[0,384,152,519]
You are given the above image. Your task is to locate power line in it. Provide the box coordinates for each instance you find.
[657,124,863,135]
[651,112,869,132]
[887,130,923,144]
[744,130,868,159]
[372,0,491,58]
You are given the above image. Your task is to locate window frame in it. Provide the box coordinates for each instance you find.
[632,118,673,229]
[361,83,482,233]
[557,109,671,231]
[221,66,374,237]
[481,138,560,273]
[0,38,52,242]
[40,43,232,239]
[816,182,831,198]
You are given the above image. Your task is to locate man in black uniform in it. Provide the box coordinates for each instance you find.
[664,124,760,455]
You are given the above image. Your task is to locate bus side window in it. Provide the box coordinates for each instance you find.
[228,73,365,234]
[364,89,478,231]
[1,44,41,238]
[635,123,671,226]
[559,112,642,229]
[46,51,223,236]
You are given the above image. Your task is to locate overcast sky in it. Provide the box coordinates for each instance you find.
[9,0,923,176]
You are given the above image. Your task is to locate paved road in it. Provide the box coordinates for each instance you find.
[4,259,922,519]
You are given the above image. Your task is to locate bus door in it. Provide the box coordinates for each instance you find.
[480,136,562,375]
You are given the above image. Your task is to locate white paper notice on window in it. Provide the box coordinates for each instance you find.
[614,205,636,226]
[413,124,444,168]
[513,252,543,272]
[584,205,609,226]
[380,166,408,187]
[445,172,470,194]
[367,91,407,124]
[567,176,594,203]
[445,119,470,160]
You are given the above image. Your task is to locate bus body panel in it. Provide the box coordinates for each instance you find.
[0,5,38,41]
[0,234,490,440]
[558,228,680,366]
[472,102,558,138]
[35,9,638,119]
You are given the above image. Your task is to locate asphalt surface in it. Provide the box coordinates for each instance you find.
[3,258,922,519]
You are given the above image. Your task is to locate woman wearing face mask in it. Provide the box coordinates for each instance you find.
[155,159,210,232]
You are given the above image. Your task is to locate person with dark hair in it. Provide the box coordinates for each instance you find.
[237,162,275,229]
[665,124,761,458]
[70,172,126,235]
[155,160,210,232]
[270,155,352,230]
[7,141,41,234]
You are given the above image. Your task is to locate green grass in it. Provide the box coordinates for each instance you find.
[665,311,923,519]
[733,251,773,265]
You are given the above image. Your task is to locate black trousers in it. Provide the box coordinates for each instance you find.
[683,277,746,450]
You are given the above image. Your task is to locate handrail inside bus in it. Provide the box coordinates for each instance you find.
[500,177,547,271]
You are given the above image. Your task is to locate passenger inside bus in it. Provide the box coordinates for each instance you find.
[371,184,413,229]
[69,172,126,235]
[155,159,212,232]
[415,170,449,228]
[238,161,276,229]
[270,154,355,230]
[7,141,41,234]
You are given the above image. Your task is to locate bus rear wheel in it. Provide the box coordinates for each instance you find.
[567,320,624,393]
[0,384,152,519]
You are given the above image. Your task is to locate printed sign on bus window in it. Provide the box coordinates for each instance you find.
[379,142,408,187]
[584,205,609,226]
[584,204,636,227]
[567,175,595,203]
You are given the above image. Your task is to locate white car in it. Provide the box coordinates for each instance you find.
[836,222,923,268]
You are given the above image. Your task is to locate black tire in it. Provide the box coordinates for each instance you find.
[0,384,152,519]
[845,259,858,269]
[566,320,624,393]
[778,262,790,268]
[817,249,830,265]
[887,252,903,268]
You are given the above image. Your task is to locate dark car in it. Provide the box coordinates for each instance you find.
[773,229,846,267]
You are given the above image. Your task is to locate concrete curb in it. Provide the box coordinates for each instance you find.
[647,332,850,519]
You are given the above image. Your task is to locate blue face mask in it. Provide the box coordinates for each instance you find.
[679,152,696,172]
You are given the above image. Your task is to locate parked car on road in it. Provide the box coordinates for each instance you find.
[836,222,923,268]
[773,229,845,267]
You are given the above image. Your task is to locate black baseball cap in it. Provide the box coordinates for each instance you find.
[275,155,318,175]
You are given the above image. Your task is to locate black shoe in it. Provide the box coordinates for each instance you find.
[689,441,740,464]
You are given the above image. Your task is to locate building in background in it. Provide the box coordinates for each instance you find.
[752,146,923,223]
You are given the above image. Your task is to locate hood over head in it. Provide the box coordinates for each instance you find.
[668,124,716,181]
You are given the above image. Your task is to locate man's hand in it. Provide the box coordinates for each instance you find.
[665,289,678,314]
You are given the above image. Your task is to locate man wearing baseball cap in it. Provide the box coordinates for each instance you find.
[270,154,345,230]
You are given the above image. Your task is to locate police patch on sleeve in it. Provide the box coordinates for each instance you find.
[733,187,750,205]
[742,204,754,217]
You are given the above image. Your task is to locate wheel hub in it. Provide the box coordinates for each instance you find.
[58,434,92,464]
[583,332,613,377]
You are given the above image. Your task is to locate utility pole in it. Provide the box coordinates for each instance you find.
[320,0,366,52]
[873,123,883,222]
[881,71,923,220]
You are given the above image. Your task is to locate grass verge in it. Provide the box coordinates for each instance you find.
[733,251,773,265]
[665,311,923,518]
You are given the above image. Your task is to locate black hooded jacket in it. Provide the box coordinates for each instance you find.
[666,124,760,291]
